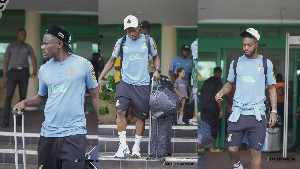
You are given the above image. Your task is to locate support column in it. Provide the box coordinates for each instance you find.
[161,26,177,76]
[25,11,41,110]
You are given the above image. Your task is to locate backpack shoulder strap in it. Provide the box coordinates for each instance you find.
[262,56,268,85]
[119,35,126,68]
[145,35,151,55]
[119,35,126,79]
[233,57,239,84]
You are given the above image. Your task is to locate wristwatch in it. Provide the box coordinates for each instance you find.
[271,110,277,114]
[154,69,161,73]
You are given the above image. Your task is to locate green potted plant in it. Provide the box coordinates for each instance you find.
[98,75,116,115]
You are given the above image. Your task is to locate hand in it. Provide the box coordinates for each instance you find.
[269,112,277,128]
[29,74,36,78]
[219,110,223,119]
[215,93,223,102]
[98,78,103,93]
[294,113,299,120]
[186,96,189,99]
[3,78,7,88]
[153,71,160,81]
[13,100,26,116]
[171,76,175,83]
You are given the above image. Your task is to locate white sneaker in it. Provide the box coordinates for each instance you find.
[114,144,130,158]
[178,121,185,125]
[189,121,197,125]
[131,146,141,158]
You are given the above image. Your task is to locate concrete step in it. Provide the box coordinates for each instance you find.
[98,152,198,169]
[98,136,197,153]
[98,125,198,138]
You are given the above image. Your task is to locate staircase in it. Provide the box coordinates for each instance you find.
[98,124,198,169]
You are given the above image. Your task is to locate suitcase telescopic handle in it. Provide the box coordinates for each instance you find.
[12,109,25,115]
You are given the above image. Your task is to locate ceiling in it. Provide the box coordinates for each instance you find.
[6,0,98,14]
[198,0,300,24]
[98,0,197,26]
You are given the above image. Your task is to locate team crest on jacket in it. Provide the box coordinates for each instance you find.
[67,67,74,76]
[257,65,262,71]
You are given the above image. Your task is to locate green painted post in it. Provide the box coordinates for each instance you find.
[293,50,298,144]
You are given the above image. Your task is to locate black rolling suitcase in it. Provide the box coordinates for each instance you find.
[149,115,173,158]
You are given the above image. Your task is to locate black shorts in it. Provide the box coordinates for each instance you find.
[226,115,267,150]
[114,80,150,119]
[38,134,86,169]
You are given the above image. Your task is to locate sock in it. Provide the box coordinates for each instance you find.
[179,115,183,122]
[134,134,143,148]
[233,161,242,168]
[118,131,126,147]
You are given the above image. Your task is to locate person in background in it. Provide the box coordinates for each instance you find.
[200,67,223,152]
[173,68,188,125]
[2,28,38,128]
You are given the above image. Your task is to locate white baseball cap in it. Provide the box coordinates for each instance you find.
[240,28,260,41]
[124,15,139,30]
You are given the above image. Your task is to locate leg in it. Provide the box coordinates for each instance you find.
[61,135,86,169]
[211,139,217,150]
[251,149,261,169]
[178,99,186,124]
[135,118,145,136]
[38,136,61,169]
[3,72,18,125]
[247,115,267,169]
[228,146,240,164]
[116,110,127,132]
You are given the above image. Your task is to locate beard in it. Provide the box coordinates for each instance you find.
[245,48,256,58]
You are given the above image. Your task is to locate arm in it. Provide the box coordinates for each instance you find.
[98,56,117,92]
[2,57,9,88]
[215,81,233,102]
[186,90,189,99]
[29,56,38,78]
[295,105,300,120]
[13,94,48,115]
[152,54,160,80]
[268,84,277,127]
[188,72,192,87]
[218,101,223,119]
[88,87,99,119]
[169,70,175,83]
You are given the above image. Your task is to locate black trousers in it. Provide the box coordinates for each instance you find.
[38,134,86,169]
[3,68,29,125]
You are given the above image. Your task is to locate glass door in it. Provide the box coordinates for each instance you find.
[199,48,227,147]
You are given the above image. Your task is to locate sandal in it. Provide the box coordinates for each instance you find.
[210,149,223,152]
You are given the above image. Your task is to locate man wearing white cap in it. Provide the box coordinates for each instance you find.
[215,28,277,169]
[98,15,160,158]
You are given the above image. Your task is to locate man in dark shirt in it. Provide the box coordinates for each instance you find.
[2,28,37,127]
[200,67,223,152]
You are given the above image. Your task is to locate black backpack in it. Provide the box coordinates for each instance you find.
[233,56,267,85]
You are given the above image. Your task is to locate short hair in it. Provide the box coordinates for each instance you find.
[277,74,283,80]
[214,67,222,73]
[17,28,26,33]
